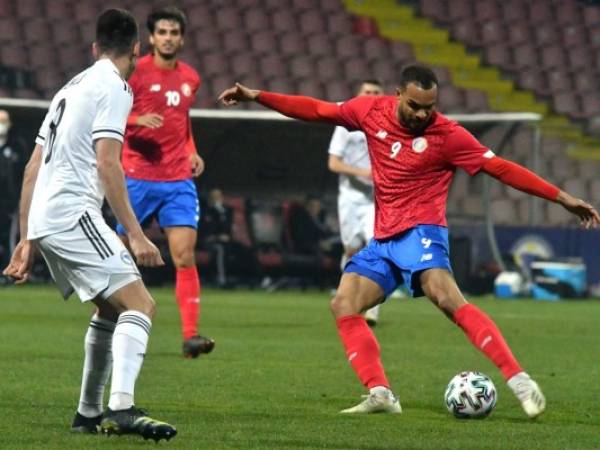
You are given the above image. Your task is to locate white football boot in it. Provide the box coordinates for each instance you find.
[507,372,546,418]
[364,305,381,327]
[340,386,402,414]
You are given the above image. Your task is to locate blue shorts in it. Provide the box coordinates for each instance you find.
[344,225,452,298]
[116,177,200,235]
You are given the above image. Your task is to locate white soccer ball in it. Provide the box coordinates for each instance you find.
[444,371,497,418]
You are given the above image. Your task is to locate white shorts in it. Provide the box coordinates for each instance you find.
[36,211,140,302]
[338,197,375,249]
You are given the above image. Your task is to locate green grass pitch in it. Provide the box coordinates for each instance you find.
[1,285,599,449]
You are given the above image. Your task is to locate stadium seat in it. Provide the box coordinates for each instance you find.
[52,21,80,46]
[259,54,288,79]
[506,22,533,46]
[420,0,447,24]
[500,0,526,23]
[250,31,275,55]
[243,9,270,33]
[230,53,259,78]
[540,45,565,70]
[556,2,582,26]
[562,25,587,47]
[567,46,591,70]
[324,81,352,102]
[474,0,501,23]
[546,70,573,93]
[512,44,539,70]
[306,34,334,58]
[518,69,549,97]
[270,9,297,34]
[460,195,484,217]
[1,46,29,68]
[528,1,554,25]
[447,0,472,22]
[296,79,324,98]
[288,56,315,80]
[480,22,507,47]
[451,22,479,47]
[362,37,389,62]
[438,85,464,113]
[192,30,221,54]
[535,24,560,47]
[199,52,230,78]
[298,10,326,34]
[216,7,243,32]
[267,77,296,94]
[583,4,600,27]
[485,44,512,69]
[388,41,415,62]
[352,16,378,37]
[76,3,100,24]
[463,89,490,112]
[279,33,307,57]
[370,60,397,85]
[315,57,340,82]
[343,57,371,84]
[22,18,51,45]
[222,30,250,54]
[335,35,361,60]
[15,0,40,19]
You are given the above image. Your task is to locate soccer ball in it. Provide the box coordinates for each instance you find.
[444,371,497,418]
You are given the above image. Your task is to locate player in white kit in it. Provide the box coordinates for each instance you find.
[328,80,383,325]
[3,9,176,442]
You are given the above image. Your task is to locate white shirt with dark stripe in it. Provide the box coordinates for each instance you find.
[28,59,132,239]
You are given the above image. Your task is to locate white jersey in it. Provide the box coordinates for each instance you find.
[327,126,373,205]
[28,59,132,240]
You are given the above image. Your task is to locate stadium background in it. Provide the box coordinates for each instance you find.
[1,1,600,449]
[2,0,600,292]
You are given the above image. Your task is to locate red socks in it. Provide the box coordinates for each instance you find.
[454,304,522,381]
[336,315,389,389]
[175,267,200,340]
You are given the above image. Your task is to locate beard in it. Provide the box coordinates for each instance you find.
[156,48,178,60]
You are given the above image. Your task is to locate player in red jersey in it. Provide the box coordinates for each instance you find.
[219,65,600,417]
[119,7,214,358]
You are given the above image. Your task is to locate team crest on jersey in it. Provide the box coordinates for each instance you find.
[120,250,133,265]
[181,83,192,97]
[412,137,428,153]
[150,84,161,92]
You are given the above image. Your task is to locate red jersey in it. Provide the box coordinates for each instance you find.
[336,96,493,239]
[122,54,201,181]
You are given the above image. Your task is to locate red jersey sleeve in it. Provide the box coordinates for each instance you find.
[338,96,378,131]
[443,125,494,175]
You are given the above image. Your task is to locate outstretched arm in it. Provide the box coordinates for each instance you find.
[482,156,600,228]
[218,83,346,125]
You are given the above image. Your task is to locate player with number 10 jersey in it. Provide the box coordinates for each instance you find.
[120,7,214,358]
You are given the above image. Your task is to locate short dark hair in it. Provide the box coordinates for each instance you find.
[95,8,138,57]
[147,7,187,35]
[360,79,383,87]
[399,64,438,90]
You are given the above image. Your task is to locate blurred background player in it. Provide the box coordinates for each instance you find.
[0,109,27,269]
[118,7,214,358]
[218,65,600,418]
[3,9,176,440]
[327,79,383,326]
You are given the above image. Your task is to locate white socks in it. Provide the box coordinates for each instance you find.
[77,315,115,418]
[108,311,152,411]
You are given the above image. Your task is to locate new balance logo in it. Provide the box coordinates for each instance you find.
[150,84,161,92]
[420,253,433,262]
[376,130,388,140]
[348,352,358,362]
